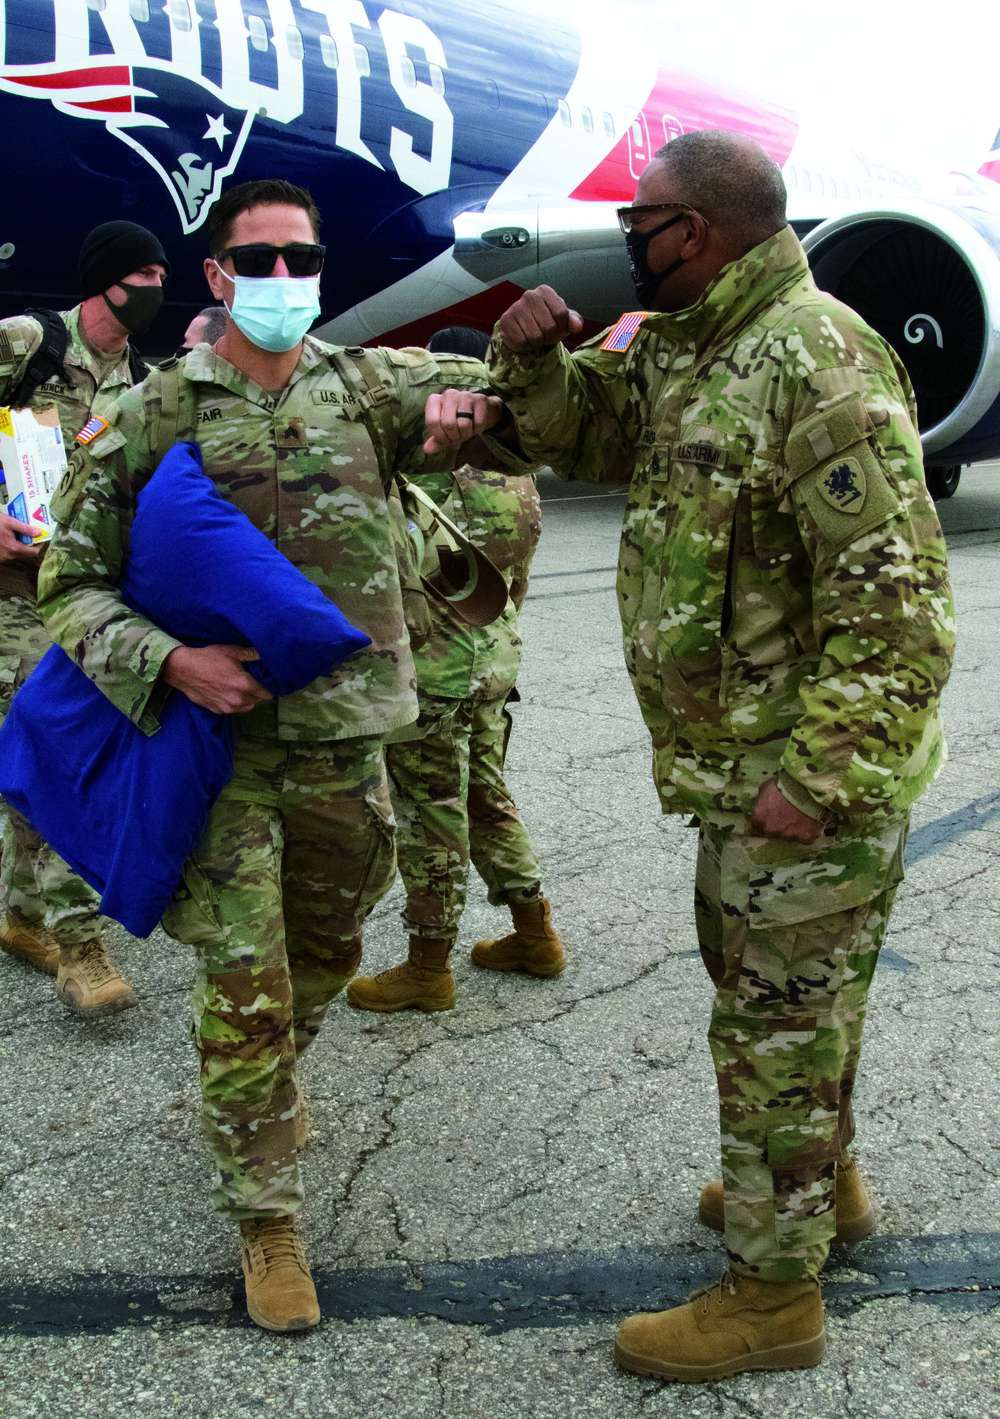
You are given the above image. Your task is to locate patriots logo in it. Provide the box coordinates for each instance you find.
[0,59,254,233]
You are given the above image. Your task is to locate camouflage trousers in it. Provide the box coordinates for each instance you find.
[695,813,908,1282]
[0,591,105,943]
[160,732,396,1220]
[386,693,543,939]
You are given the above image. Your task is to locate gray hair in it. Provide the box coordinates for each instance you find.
[653,130,787,251]
[197,305,229,344]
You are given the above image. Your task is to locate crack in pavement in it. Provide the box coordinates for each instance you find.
[2,1233,997,1337]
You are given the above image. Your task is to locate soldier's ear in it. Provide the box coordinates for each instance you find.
[203,257,230,303]
[681,213,710,257]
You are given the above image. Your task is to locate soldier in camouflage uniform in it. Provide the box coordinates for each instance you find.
[0,220,170,1016]
[37,181,520,1333]
[348,327,564,1014]
[432,131,955,1380]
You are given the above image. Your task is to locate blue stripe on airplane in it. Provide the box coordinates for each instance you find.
[0,0,581,347]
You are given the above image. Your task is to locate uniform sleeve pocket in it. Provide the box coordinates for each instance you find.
[785,393,901,555]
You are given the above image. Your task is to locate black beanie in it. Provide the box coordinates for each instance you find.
[78,221,170,298]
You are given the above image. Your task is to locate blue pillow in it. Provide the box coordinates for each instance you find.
[0,440,371,938]
[119,441,370,692]
[0,650,234,937]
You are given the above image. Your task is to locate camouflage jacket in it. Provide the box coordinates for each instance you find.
[37,338,497,742]
[488,225,955,823]
[407,464,541,704]
[0,305,135,443]
[0,305,136,599]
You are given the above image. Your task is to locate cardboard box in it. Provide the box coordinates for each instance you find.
[0,405,67,544]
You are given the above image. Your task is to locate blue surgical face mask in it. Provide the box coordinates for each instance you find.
[214,263,320,352]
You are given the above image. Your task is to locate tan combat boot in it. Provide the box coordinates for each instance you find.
[0,915,59,976]
[699,1152,875,1247]
[240,1215,320,1332]
[346,936,456,1013]
[470,898,565,977]
[55,938,138,1017]
[615,1272,825,1382]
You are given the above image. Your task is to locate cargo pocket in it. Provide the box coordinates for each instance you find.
[733,818,907,1019]
[352,793,398,922]
[161,854,226,948]
[401,582,433,650]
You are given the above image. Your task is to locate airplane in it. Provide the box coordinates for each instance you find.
[2,0,999,498]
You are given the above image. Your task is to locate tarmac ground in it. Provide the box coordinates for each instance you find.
[1,465,999,1419]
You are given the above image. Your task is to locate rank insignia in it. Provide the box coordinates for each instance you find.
[819,458,866,512]
[76,415,110,446]
[601,312,648,352]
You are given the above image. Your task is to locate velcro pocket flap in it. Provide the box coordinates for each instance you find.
[746,816,907,931]
[87,427,128,460]
[785,396,901,554]
[784,393,874,484]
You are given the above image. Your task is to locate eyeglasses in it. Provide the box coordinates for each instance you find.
[615,203,708,235]
[213,243,326,277]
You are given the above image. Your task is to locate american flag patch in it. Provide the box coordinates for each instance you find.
[75,415,110,446]
[601,312,649,352]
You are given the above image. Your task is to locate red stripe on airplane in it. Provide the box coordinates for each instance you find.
[570,68,798,202]
[365,282,603,351]
[361,282,525,349]
[8,65,130,90]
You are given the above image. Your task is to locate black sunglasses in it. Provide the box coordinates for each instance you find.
[214,242,326,278]
[616,202,708,235]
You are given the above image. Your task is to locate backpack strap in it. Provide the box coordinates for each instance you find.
[10,308,71,407]
[149,355,199,468]
[334,346,399,493]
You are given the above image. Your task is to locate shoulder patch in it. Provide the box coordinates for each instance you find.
[0,329,13,364]
[601,312,648,353]
[75,415,110,446]
[818,458,866,513]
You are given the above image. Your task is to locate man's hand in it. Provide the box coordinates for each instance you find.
[0,513,44,562]
[497,285,583,354]
[161,643,272,715]
[423,389,505,454]
[748,778,825,845]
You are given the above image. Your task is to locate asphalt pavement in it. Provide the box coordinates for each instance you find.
[1,466,998,1419]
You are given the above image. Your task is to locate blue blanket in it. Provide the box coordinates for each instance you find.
[0,442,370,937]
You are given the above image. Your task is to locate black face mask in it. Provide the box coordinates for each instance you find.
[625,213,687,309]
[103,282,164,335]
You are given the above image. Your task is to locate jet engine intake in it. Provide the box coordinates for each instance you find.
[803,200,1000,470]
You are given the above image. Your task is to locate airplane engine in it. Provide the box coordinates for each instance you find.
[453,201,636,329]
[803,201,1000,496]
